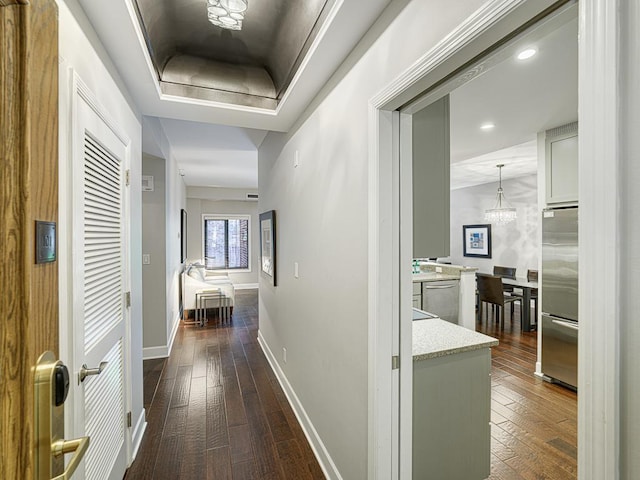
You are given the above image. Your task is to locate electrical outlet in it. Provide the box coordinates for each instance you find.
[143,254,151,265]
[294,262,299,278]
[283,347,287,363]
[435,266,442,273]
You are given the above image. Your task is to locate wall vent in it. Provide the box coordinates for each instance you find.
[546,121,578,138]
[246,193,259,201]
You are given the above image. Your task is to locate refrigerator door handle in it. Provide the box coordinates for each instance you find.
[550,318,579,331]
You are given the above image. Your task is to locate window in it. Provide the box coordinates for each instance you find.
[203,215,250,271]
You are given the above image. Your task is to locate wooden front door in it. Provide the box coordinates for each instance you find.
[0,1,59,478]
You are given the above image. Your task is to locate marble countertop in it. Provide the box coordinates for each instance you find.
[412,319,498,361]
[418,262,478,273]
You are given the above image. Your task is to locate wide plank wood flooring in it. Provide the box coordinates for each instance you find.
[125,290,324,479]
[129,291,577,479]
[478,305,578,479]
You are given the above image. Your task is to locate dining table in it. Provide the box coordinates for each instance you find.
[501,277,538,332]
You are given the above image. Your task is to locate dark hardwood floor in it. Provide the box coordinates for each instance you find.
[129,291,577,479]
[126,290,325,479]
[478,305,578,479]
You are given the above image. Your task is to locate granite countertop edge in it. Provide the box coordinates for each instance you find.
[412,319,499,361]
[412,273,460,282]
[412,340,498,361]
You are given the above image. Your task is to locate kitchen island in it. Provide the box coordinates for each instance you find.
[412,318,498,480]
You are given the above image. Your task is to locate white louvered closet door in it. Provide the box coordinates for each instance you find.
[72,84,129,480]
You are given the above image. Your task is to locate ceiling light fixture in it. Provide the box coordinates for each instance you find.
[480,122,495,130]
[517,48,537,60]
[207,0,248,30]
[485,164,517,225]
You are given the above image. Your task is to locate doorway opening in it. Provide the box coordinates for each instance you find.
[368,1,594,478]
[404,5,578,477]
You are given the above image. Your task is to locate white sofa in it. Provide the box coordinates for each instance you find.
[182,264,235,315]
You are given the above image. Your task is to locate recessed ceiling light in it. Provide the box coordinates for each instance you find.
[517,48,537,60]
[480,123,495,131]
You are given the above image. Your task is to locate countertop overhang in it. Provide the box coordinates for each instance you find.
[412,272,460,282]
[413,319,498,361]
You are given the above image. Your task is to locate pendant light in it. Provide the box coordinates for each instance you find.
[485,164,517,225]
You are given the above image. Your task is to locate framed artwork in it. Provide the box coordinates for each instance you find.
[180,209,187,263]
[259,210,277,286]
[463,224,492,258]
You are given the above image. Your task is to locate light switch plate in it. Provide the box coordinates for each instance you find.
[294,262,299,278]
[143,254,150,265]
[294,150,299,168]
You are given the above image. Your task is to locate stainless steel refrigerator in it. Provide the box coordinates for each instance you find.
[541,206,578,389]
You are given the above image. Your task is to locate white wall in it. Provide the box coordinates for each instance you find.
[142,154,167,349]
[620,1,640,476]
[258,0,487,477]
[449,175,538,275]
[185,187,259,286]
[58,0,144,455]
[141,117,187,358]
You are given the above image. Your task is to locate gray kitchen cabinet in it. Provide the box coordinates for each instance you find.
[545,122,578,204]
[413,347,491,479]
[413,95,450,258]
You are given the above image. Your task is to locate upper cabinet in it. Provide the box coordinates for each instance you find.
[412,95,450,259]
[545,122,578,205]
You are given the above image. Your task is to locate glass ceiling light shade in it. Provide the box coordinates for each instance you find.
[485,164,517,225]
[207,0,247,30]
[221,0,248,13]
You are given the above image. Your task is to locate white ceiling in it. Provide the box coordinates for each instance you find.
[76,0,392,131]
[450,140,538,190]
[76,1,577,190]
[75,0,391,189]
[157,119,267,188]
[448,14,578,188]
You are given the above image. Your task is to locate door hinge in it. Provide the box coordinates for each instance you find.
[125,169,130,186]
[125,291,131,308]
[127,411,132,428]
[392,355,400,370]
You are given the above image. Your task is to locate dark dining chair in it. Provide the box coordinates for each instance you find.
[527,269,539,325]
[493,265,518,314]
[476,273,521,327]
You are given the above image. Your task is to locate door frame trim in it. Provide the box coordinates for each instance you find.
[368,0,616,477]
[578,0,620,477]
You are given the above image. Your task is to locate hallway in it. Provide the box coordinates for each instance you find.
[126,290,324,479]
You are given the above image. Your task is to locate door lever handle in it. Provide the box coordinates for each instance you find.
[79,361,108,383]
[51,436,90,480]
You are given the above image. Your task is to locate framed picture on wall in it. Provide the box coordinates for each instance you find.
[180,209,187,263]
[463,224,492,258]
[259,210,277,286]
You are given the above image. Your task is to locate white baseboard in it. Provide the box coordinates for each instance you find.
[167,312,180,355]
[234,283,259,290]
[143,313,181,360]
[257,330,342,480]
[534,361,543,377]
[131,409,147,461]
[143,345,168,360]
